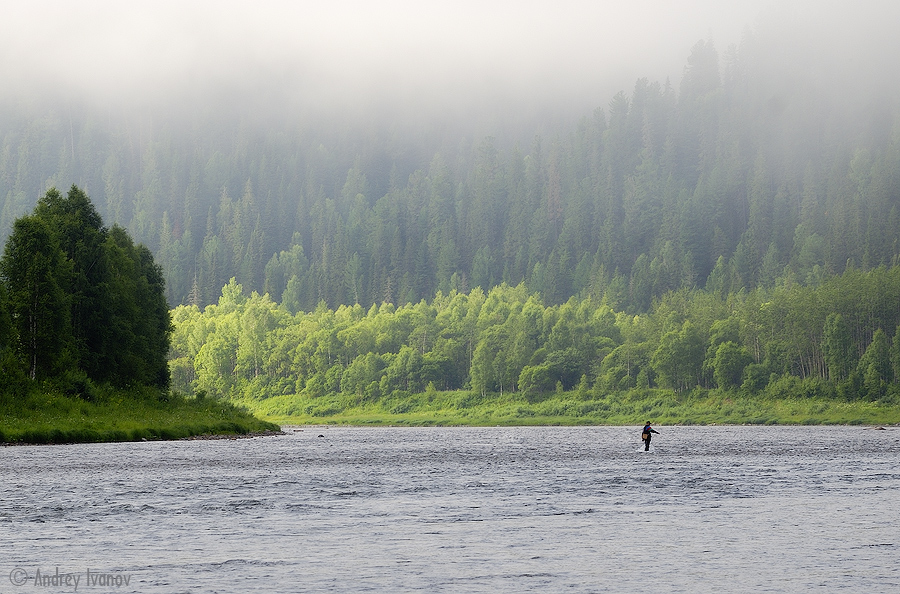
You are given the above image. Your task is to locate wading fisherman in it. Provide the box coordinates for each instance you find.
[641,422,659,451]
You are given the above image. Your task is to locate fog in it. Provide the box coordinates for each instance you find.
[2,1,898,127]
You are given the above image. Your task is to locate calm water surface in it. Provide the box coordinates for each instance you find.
[1,426,898,593]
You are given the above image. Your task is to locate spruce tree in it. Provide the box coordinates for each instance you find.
[0,186,172,390]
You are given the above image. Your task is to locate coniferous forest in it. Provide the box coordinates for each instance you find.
[2,16,900,420]
[1,33,897,315]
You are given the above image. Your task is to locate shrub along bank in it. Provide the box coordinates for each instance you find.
[245,387,900,427]
[0,386,279,444]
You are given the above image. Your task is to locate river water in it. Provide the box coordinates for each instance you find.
[1,425,898,593]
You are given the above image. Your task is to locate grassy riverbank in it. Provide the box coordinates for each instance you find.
[246,388,900,427]
[0,387,280,444]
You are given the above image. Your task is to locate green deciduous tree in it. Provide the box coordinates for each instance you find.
[823,313,854,382]
[0,216,73,380]
[712,341,752,390]
[651,320,705,391]
[857,329,891,399]
[1,186,172,390]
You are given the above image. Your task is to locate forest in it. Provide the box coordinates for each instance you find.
[1,25,897,316]
[1,17,900,417]
[169,264,900,417]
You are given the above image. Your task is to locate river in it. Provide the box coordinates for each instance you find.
[1,425,898,592]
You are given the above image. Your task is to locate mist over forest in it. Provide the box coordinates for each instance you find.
[1,1,899,313]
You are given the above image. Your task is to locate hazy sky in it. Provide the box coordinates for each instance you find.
[2,1,897,120]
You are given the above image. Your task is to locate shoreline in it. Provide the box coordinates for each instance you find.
[275,422,896,429]
[1,429,287,446]
[2,425,892,445]
[177,429,286,441]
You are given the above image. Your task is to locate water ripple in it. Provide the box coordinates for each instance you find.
[1,425,898,592]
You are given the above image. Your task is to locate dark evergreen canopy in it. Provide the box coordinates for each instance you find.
[0,26,898,315]
[0,186,172,391]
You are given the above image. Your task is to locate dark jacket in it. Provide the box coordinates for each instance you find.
[642,425,658,439]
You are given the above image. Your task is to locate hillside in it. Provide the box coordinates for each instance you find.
[1,18,897,314]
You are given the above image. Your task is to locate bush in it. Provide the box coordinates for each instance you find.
[741,363,770,392]
[58,369,96,401]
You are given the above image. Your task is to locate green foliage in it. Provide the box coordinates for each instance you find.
[3,18,900,318]
[171,265,900,423]
[651,321,705,391]
[0,385,278,444]
[0,186,173,394]
[248,387,900,427]
[712,341,752,390]
[858,329,892,399]
[741,363,770,392]
[5,25,900,427]
[0,215,73,380]
[824,313,854,382]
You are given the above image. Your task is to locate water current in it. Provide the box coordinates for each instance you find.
[1,425,898,593]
